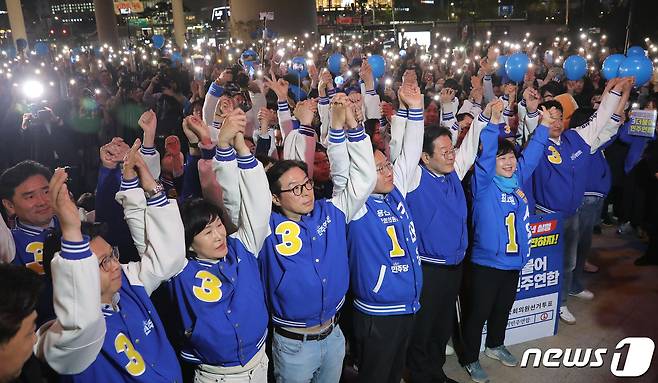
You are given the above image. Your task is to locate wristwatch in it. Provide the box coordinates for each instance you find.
[144,182,165,199]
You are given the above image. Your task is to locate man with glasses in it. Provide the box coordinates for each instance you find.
[260,93,376,383]
[35,140,186,382]
[346,81,424,383]
[404,99,491,383]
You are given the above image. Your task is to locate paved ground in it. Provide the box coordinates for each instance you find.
[439,227,658,383]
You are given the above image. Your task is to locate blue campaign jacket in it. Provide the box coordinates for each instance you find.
[11,219,56,325]
[406,167,468,265]
[471,122,549,271]
[168,237,269,367]
[259,201,349,328]
[532,129,591,216]
[62,272,182,383]
[584,149,612,198]
[347,187,422,316]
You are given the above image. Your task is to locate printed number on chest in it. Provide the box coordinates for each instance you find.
[114,333,146,376]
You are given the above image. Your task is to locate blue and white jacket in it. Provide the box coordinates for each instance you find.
[168,151,271,367]
[36,187,186,382]
[532,91,622,216]
[406,113,491,265]
[258,128,376,328]
[347,109,424,316]
[471,122,549,270]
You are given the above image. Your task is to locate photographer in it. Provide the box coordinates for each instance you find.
[18,107,81,194]
[202,65,266,143]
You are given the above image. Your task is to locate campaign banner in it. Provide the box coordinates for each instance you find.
[628,109,657,138]
[481,213,563,348]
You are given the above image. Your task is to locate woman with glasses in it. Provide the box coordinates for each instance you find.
[345,79,424,383]
[35,140,186,382]
[459,101,551,383]
[253,93,376,383]
[165,109,272,382]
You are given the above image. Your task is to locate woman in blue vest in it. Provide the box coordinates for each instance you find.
[166,110,272,382]
[36,141,185,383]
[460,99,552,383]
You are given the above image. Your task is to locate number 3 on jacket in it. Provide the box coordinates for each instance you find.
[275,221,303,256]
[114,333,146,376]
[547,145,562,164]
[193,270,223,302]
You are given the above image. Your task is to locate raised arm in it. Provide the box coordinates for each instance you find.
[575,77,625,150]
[454,109,490,180]
[318,69,335,146]
[36,168,105,375]
[473,101,503,195]
[137,110,161,180]
[203,70,231,130]
[393,82,424,196]
[580,77,631,152]
[517,108,552,183]
[360,61,382,120]
[115,140,186,296]
[501,84,517,126]
[479,56,496,104]
[439,88,458,129]
[517,87,541,145]
[282,100,318,179]
[222,132,272,254]
[265,76,294,138]
[0,214,15,263]
[328,94,377,222]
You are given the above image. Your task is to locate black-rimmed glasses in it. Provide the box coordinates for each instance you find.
[280,179,314,196]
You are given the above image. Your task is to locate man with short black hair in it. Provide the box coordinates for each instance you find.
[0,263,43,383]
[0,160,55,271]
[0,160,58,325]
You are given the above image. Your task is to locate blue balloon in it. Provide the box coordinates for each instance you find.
[290,56,308,79]
[34,42,49,56]
[563,55,587,81]
[327,53,344,75]
[496,55,508,76]
[367,55,386,78]
[151,35,165,49]
[618,55,654,87]
[171,52,183,64]
[601,54,625,80]
[334,75,345,86]
[626,46,645,57]
[15,38,27,51]
[504,53,530,83]
[289,84,308,102]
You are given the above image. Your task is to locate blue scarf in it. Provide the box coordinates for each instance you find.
[493,173,519,193]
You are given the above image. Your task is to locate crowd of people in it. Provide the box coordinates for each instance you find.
[0,26,657,383]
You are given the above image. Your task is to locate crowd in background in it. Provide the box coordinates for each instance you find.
[0,26,657,383]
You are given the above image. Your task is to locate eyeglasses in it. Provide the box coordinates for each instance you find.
[99,247,120,272]
[280,179,314,196]
[376,161,393,173]
[439,148,456,159]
